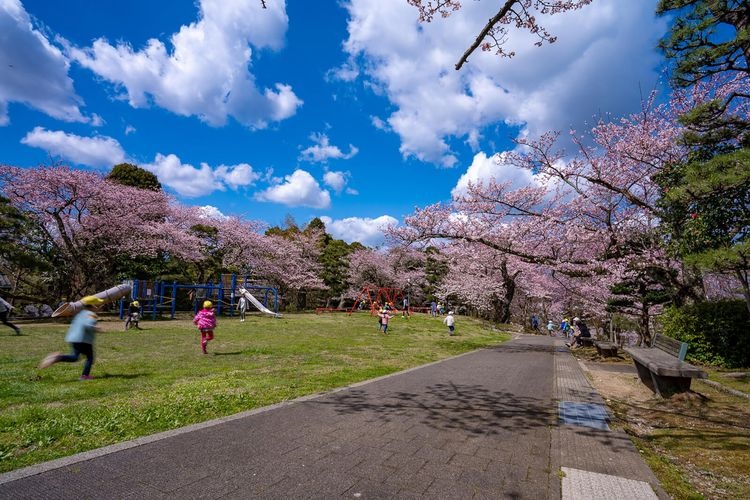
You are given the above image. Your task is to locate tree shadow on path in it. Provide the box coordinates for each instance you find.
[327,382,555,438]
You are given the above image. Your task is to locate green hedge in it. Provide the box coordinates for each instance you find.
[659,300,750,368]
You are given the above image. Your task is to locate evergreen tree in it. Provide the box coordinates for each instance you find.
[658,0,749,87]
[108,163,162,191]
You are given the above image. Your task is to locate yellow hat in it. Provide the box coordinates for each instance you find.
[132,300,140,307]
[203,300,213,309]
[81,296,104,306]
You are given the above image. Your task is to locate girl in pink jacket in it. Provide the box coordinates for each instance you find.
[193,300,217,354]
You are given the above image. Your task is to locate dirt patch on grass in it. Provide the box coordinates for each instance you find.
[575,348,750,499]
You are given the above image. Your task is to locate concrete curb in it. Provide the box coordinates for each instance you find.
[697,378,750,400]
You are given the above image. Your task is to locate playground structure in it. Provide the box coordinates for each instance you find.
[119,274,280,320]
[52,283,132,317]
[346,286,409,316]
[238,287,282,318]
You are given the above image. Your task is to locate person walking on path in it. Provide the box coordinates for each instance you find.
[443,310,456,335]
[378,308,394,334]
[0,295,20,335]
[194,300,217,354]
[546,319,556,337]
[430,300,437,317]
[38,295,103,380]
[237,295,248,322]
[560,318,571,340]
[402,296,409,318]
[530,314,540,332]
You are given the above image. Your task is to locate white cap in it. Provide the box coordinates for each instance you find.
[573,317,580,322]
[448,311,454,315]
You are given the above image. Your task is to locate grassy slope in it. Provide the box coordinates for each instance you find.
[0,312,510,472]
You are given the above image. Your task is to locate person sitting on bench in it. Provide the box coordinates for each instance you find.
[567,317,591,348]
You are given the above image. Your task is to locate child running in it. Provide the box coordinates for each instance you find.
[193,300,217,354]
[443,310,456,335]
[378,308,394,334]
[0,295,20,335]
[38,295,103,380]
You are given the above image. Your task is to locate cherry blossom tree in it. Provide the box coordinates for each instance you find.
[390,92,701,340]
[408,0,593,69]
[0,165,201,299]
[347,248,400,291]
[346,246,428,304]
[437,242,521,322]
[256,230,326,309]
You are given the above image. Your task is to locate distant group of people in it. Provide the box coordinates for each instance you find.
[538,315,591,348]
[429,301,447,317]
[376,298,456,335]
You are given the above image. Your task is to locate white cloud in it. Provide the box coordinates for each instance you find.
[67,0,302,128]
[90,113,105,127]
[320,215,398,246]
[323,170,351,194]
[143,153,259,198]
[143,154,220,197]
[452,151,537,197]
[198,205,228,220]
[326,59,360,82]
[0,0,86,124]
[299,133,358,163]
[255,169,331,209]
[124,125,136,135]
[342,0,666,167]
[370,115,390,131]
[215,163,260,190]
[20,127,125,168]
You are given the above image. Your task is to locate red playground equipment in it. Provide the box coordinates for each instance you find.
[348,286,406,316]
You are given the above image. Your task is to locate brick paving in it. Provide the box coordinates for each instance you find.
[0,335,664,499]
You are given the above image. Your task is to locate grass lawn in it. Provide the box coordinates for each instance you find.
[0,311,511,473]
[626,384,750,500]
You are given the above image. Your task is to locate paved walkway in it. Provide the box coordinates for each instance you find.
[0,335,665,499]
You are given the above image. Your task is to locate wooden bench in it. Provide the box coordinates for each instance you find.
[624,333,707,397]
[579,336,595,347]
[594,341,618,357]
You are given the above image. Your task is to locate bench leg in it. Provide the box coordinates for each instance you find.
[651,375,692,398]
[633,360,693,397]
[633,360,656,392]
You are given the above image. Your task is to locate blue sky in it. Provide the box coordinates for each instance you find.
[1,0,669,246]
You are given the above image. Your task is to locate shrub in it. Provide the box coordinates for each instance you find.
[659,300,750,368]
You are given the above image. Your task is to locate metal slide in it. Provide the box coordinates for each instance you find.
[52,283,132,317]
[238,287,282,318]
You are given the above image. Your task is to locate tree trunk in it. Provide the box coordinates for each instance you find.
[640,302,652,346]
[489,295,511,324]
[498,259,518,324]
[736,269,750,316]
